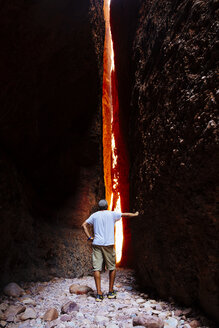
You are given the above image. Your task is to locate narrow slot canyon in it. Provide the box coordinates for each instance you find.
[102,0,131,266]
[0,0,218,327]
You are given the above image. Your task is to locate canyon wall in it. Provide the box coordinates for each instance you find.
[111,0,218,321]
[0,0,104,285]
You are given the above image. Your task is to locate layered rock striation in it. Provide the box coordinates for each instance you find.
[0,0,104,284]
[111,0,218,322]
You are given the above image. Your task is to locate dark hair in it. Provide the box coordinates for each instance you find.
[98,199,108,210]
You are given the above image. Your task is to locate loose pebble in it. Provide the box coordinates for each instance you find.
[133,314,164,327]
[4,305,26,322]
[20,296,36,306]
[69,284,93,295]
[20,307,37,320]
[43,308,59,321]
[61,301,79,314]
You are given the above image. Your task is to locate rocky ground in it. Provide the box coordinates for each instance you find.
[0,269,216,328]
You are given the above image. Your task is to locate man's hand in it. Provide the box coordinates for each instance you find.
[121,211,139,218]
[134,211,139,216]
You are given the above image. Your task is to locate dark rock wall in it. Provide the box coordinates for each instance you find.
[111,0,218,322]
[0,0,104,285]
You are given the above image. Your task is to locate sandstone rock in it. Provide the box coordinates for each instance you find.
[20,307,37,320]
[3,283,24,298]
[60,314,72,322]
[189,319,200,328]
[111,0,218,322]
[4,304,26,322]
[69,284,93,295]
[43,308,59,321]
[61,301,79,314]
[133,315,164,328]
[164,317,179,328]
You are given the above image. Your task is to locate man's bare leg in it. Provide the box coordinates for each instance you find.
[94,271,102,295]
[109,269,116,292]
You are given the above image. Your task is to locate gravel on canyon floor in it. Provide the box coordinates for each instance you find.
[0,269,216,328]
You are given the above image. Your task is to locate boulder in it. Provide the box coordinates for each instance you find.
[43,308,59,321]
[69,284,93,295]
[133,315,164,328]
[61,301,79,314]
[3,283,24,298]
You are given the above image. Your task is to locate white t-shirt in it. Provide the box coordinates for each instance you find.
[86,210,121,246]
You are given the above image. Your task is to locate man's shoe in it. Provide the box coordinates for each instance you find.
[107,291,117,299]
[95,294,103,302]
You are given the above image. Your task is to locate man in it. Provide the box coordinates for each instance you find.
[82,199,139,301]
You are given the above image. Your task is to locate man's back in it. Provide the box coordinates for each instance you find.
[86,210,121,246]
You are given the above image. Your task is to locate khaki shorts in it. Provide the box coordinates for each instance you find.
[92,245,116,271]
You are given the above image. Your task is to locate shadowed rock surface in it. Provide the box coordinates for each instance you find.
[0,0,104,284]
[111,0,218,322]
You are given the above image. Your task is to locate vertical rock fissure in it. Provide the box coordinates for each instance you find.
[102,0,130,264]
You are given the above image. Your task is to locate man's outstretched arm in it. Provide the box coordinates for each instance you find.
[82,221,93,240]
[121,211,139,218]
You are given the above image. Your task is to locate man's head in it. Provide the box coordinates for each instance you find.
[98,199,108,210]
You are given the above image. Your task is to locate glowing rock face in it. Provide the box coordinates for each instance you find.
[102,0,123,263]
